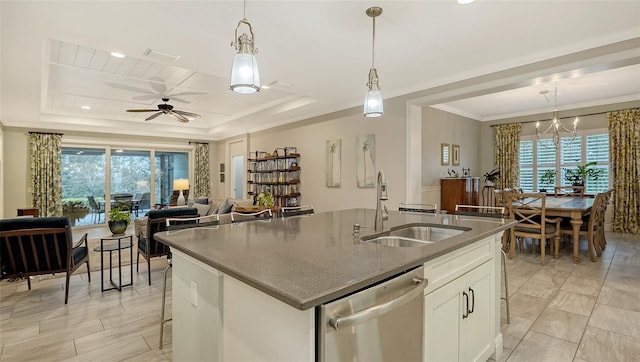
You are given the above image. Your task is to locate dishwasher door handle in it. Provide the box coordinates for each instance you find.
[329,277,428,331]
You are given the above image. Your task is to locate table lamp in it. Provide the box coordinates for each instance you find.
[173,179,189,206]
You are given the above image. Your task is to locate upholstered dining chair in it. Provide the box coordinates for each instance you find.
[554,185,585,197]
[559,190,609,262]
[158,214,220,350]
[454,205,511,324]
[508,193,562,265]
[136,207,199,285]
[0,217,90,304]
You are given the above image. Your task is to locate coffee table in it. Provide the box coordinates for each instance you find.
[94,234,133,292]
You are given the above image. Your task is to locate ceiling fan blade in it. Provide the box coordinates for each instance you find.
[169,111,190,123]
[145,112,164,121]
[173,110,201,117]
[127,109,160,112]
[171,91,208,97]
[167,96,191,104]
[148,76,168,94]
[132,94,163,101]
[105,82,154,95]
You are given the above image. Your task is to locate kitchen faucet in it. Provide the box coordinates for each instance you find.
[375,170,389,232]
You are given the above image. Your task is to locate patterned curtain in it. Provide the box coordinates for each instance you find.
[193,143,211,197]
[29,132,63,217]
[608,108,640,234]
[494,123,521,189]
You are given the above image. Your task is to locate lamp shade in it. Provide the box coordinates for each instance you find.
[230,51,260,94]
[173,179,189,191]
[364,90,384,117]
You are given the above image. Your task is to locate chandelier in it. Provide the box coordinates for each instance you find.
[536,84,579,147]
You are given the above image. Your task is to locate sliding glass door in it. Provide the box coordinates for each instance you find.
[111,149,151,217]
[61,147,106,226]
[155,151,189,206]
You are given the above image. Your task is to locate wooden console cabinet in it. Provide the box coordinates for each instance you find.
[440,177,480,213]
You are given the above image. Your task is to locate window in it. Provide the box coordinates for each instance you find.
[519,130,609,194]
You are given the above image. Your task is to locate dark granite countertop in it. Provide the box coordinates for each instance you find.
[156,208,515,310]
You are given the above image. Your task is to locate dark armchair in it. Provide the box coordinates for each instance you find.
[0,217,90,304]
[136,207,199,285]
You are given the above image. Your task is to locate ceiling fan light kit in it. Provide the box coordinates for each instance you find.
[126,98,200,123]
[230,0,260,94]
[364,6,383,118]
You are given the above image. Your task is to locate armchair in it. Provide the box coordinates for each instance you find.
[136,207,199,285]
[0,217,90,304]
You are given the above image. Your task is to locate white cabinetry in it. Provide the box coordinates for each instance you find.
[423,236,500,362]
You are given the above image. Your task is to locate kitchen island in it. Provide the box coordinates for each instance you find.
[156,208,514,361]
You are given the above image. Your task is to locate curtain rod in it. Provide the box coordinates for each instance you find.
[29,131,63,135]
[491,110,610,127]
[188,141,209,145]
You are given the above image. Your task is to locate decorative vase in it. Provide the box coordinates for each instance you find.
[108,220,128,235]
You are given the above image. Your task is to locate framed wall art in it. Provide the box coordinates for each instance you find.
[452,144,460,166]
[357,134,375,188]
[326,139,341,187]
[441,143,450,166]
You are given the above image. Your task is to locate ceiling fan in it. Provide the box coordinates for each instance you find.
[126,98,200,123]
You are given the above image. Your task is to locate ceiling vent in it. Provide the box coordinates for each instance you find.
[143,48,181,63]
[268,80,294,89]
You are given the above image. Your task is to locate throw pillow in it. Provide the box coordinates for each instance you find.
[218,198,234,214]
[193,203,211,217]
[194,197,209,205]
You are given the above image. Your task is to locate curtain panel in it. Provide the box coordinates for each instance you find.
[494,123,521,189]
[608,108,640,234]
[29,133,63,217]
[193,143,211,197]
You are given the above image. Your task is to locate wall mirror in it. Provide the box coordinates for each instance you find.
[441,143,450,166]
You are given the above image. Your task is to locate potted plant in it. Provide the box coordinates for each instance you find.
[62,199,90,226]
[257,192,275,209]
[483,168,500,186]
[108,205,131,235]
[539,169,556,193]
[563,161,603,187]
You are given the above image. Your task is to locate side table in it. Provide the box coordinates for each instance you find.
[482,185,496,207]
[94,234,133,292]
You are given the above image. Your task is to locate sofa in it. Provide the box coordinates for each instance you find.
[134,197,254,239]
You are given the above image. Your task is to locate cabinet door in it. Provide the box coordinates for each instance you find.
[424,276,465,362]
[461,261,494,362]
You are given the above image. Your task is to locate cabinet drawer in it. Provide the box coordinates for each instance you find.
[423,236,494,294]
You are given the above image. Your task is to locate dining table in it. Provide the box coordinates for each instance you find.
[510,195,594,263]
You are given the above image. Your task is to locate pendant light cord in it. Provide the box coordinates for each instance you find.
[243,0,247,20]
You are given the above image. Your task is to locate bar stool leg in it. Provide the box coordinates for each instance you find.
[159,260,172,350]
[501,249,510,324]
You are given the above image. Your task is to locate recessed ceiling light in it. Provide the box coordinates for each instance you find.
[261,85,271,89]
[110,51,126,58]
[457,0,474,4]
[81,105,91,110]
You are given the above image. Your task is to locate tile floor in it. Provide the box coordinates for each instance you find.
[1,228,639,361]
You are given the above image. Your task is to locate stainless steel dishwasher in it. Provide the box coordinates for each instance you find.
[317,266,427,361]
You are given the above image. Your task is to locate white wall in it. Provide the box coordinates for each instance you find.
[244,98,407,213]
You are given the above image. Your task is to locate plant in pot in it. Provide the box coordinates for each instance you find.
[108,206,131,235]
[563,161,603,187]
[483,168,500,186]
[539,169,556,193]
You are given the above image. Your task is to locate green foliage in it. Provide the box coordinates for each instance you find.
[257,192,274,208]
[540,169,556,187]
[108,206,131,223]
[563,161,603,185]
[483,168,500,183]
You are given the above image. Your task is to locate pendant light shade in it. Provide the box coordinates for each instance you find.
[364,7,383,118]
[364,68,383,117]
[230,2,260,94]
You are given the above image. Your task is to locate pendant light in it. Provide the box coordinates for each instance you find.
[364,7,383,117]
[535,84,579,148]
[230,0,260,94]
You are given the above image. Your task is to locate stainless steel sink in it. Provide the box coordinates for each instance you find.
[389,224,468,242]
[363,236,433,247]
[361,223,470,247]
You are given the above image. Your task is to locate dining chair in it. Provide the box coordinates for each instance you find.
[594,189,614,254]
[398,203,439,214]
[230,209,272,223]
[454,205,510,324]
[158,214,220,350]
[279,205,314,217]
[508,193,562,265]
[554,185,585,197]
[559,191,609,262]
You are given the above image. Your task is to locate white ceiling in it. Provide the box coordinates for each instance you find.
[1,1,639,141]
